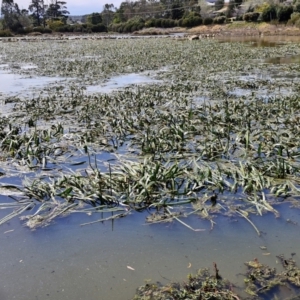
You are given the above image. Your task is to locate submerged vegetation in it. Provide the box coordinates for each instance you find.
[133,255,300,299]
[1,37,300,230]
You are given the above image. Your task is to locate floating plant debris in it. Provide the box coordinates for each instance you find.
[133,256,300,300]
[133,266,238,300]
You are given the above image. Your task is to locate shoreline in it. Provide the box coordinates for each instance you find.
[187,22,300,37]
[1,23,300,42]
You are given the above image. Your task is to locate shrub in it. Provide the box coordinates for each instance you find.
[181,16,202,27]
[287,12,300,25]
[109,23,122,33]
[243,12,260,22]
[192,16,203,26]
[295,18,300,27]
[32,26,52,34]
[160,19,168,28]
[28,32,42,36]
[294,1,300,13]
[54,26,67,32]
[72,24,83,32]
[154,18,162,27]
[47,20,65,30]
[160,19,177,28]
[255,3,271,13]
[137,22,144,30]
[109,18,144,33]
[0,29,13,37]
[123,24,131,33]
[277,5,293,22]
[213,16,227,24]
[145,19,156,27]
[203,17,213,25]
[260,4,277,22]
[33,26,44,33]
[43,28,52,34]
[90,24,107,32]
[15,27,33,35]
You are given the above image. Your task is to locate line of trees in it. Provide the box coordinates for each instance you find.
[2,0,300,35]
[1,0,69,31]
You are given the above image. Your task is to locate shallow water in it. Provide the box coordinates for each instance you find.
[1,37,300,300]
[229,86,294,99]
[0,69,65,96]
[265,54,300,64]
[20,64,38,70]
[0,203,299,300]
[217,36,300,47]
[87,73,160,94]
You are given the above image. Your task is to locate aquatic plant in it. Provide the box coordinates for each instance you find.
[133,255,300,300]
[1,37,300,229]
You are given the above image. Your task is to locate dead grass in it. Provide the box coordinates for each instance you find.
[133,27,185,35]
[187,22,300,36]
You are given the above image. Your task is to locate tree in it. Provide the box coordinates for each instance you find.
[226,1,234,17]
[19,9,32,28]
[171,2,184,20]
[118,1,136,22]
[86,12,102,25]
[214,0,224,11]
[1,0,23,30]
[295,1,300,13]
[113,8,123,23]
[28,0,45,27]
[46,0,69,19]
[226,0,242,18]
[260,4,277,22]
[243,12,259,22]
[184,0,201,14]
[102,3,115,27]
[277,5,293,22]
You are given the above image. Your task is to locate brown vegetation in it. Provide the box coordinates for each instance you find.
[187,22,300,37]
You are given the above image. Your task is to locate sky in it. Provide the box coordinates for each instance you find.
[14,0,123,15]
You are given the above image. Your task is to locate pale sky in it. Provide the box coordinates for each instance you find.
[15,0,123,15]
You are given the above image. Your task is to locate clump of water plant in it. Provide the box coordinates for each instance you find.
[133,256,300,300]
[133,263,239,300]
[244,255,300,298]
